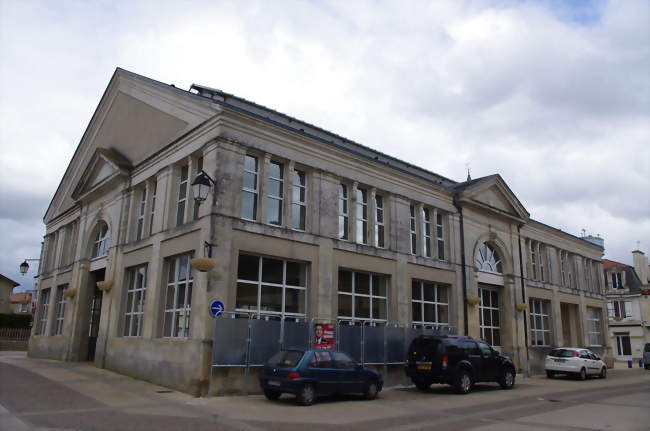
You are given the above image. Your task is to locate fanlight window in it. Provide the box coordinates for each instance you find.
[92,222,110,258]
[475,243,502,274]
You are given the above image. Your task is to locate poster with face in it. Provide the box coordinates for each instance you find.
[314,323,335,350]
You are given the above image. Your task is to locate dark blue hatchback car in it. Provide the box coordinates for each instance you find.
[259,349,383,405]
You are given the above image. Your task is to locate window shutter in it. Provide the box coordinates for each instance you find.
[607,302,614,319]
[624,301,632,318]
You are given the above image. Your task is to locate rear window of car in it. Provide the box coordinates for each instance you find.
[644,343,650,352]
[549,349,575,358]
[266,351,304,367]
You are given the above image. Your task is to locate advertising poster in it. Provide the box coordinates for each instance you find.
[314,322,335,350]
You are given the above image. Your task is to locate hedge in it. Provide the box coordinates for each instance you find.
[0,313,32,328]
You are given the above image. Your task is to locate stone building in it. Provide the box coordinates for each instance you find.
[29,68,608,395]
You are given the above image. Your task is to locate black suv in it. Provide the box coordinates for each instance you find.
[405,335,516,394]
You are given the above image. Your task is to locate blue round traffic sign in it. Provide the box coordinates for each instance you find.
[210,300,224,317]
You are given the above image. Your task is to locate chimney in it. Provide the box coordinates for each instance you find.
[632,250,649,284]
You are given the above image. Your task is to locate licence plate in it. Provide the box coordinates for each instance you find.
[267,380,280,386]
[418,364,432,370]
[554,359,565,363]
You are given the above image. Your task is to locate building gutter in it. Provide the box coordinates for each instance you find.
[453,195,469,336]
[517,224,530,366]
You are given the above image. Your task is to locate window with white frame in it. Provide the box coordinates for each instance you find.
[422,208,432,257]
[374,194,385,248]
[242,155,259,220]
[176,165,189,227]
[611,272,623,289]
[135,187,147,240]
[124,264,147,337]
[607,300,630,319]
[529,298,550,346]
[92,222,110,258]
[54,285,66,335]
[587,307,601,346]
[192,156,203,221]
[476,243,502,274]
[163,254,193,338]
[338,269,387,322]
[266,161,284,225]
[356,187,368,244]
[409,205,417,254]
[411,280,449,325]
[149,180,157,236]
[236,253,307,317]
[292,169,307,230]
[338,184,349,240]
[38,288,50,335]
[479,286,500,346]
[530,241,538,280]
[436,213,445,260]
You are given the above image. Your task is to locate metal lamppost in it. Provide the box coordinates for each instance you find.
[19,259,41,276]
[189,170,218,272]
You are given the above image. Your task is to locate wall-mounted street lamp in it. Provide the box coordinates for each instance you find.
[191,170,216,204]
[19,259,41,276]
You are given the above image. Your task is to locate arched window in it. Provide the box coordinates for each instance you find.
[475,243,502,274]
[92,222,110,258]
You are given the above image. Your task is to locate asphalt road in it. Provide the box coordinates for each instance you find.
[1,351,648,431]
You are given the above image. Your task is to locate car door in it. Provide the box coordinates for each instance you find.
[477,341,499,381]
[309,350,338,394]
[463,341,483,378]
[332,351,363,394]
[578,350,593,374]
[586,351,600,374]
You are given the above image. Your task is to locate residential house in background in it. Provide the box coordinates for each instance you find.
[604,250,650,363]
[28,68,608,395]
[10,291,35,316]
[0,274,20,314]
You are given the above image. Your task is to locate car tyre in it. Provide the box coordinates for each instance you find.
[297,383,315,406]
[645,363,650,370]
[414,380,430,391]
[263,388,281,400]
[546,370,555,379]
[578,368,587,381]
[365,382,379,400]
[499,367,515,389]
[599,367,607,379]
[454,369,472,394]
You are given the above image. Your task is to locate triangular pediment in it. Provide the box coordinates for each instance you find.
[454,175,529,222]
[72,148,131,201]
[44,68,218,224]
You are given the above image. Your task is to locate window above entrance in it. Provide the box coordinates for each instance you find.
[475,243,502,274]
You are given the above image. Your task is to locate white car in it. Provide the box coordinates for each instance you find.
[545,348,607,380]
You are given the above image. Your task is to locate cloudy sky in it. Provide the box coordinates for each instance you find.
[1,0,648,292]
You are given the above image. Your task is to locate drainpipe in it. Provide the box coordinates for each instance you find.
[517,225,530,367]
[453,196,469,336]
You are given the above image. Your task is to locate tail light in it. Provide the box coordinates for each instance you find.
[405,354,411,366]
[286,372,300,379]
[442,355,448,370]
[260,369,265,376]
[573,350,578,357]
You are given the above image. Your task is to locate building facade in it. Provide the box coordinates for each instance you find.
[604,251,650,363]
[29,69,608,395]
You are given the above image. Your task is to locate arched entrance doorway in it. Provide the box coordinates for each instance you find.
[475,242,505,349]
[83,220,110,361]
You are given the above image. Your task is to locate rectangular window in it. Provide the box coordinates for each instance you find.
[411,280,449,325]
[38,288,50,335]
[608,300,630,319]
[242,155,259,220]
[612,272,623,289]
[54,285,67,335]
[409,205,417,255]
[338,184,349,240]
[92,223,110,258]
[422,208,432,257]
[530,241,538,280]
[338,269,387,322]
[538,244,545,281]
[192,156,203,220]
[356,188,368,244]
[163,254,193,338]
[236,253,307,317]
[266,161,284,225]
[136,187,147,240]
[479,287,500,346]
[584,259,592,291]
[560,251,567,286]
[292,169,307,230]
[176,165,189,227]
[149,181,157,236]
[529,298,551,346]
[124,265,147,337]
[436,213,445,260]
[615,335,632,356]
[374,195,385,248]
[587,307,601,346]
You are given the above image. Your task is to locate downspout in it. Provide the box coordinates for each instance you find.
[517,224,530,370]
[454,195,469,336]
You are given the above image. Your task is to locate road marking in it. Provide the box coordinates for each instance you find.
[0,402,31,431]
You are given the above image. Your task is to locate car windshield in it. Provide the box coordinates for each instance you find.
[549,349,575,358]
[266,350,304,367]
[645,344,650,352]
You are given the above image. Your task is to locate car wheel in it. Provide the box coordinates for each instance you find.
[297,383,315,406]
[499,367,515,389]
[365,382,379,400]
[599,367,607,379]
[546,370,555,379]
[645,363,650,370]
[578,368,587,381]
[263,388,281,400]
[414,380,430,391]
[454,370,472,394]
